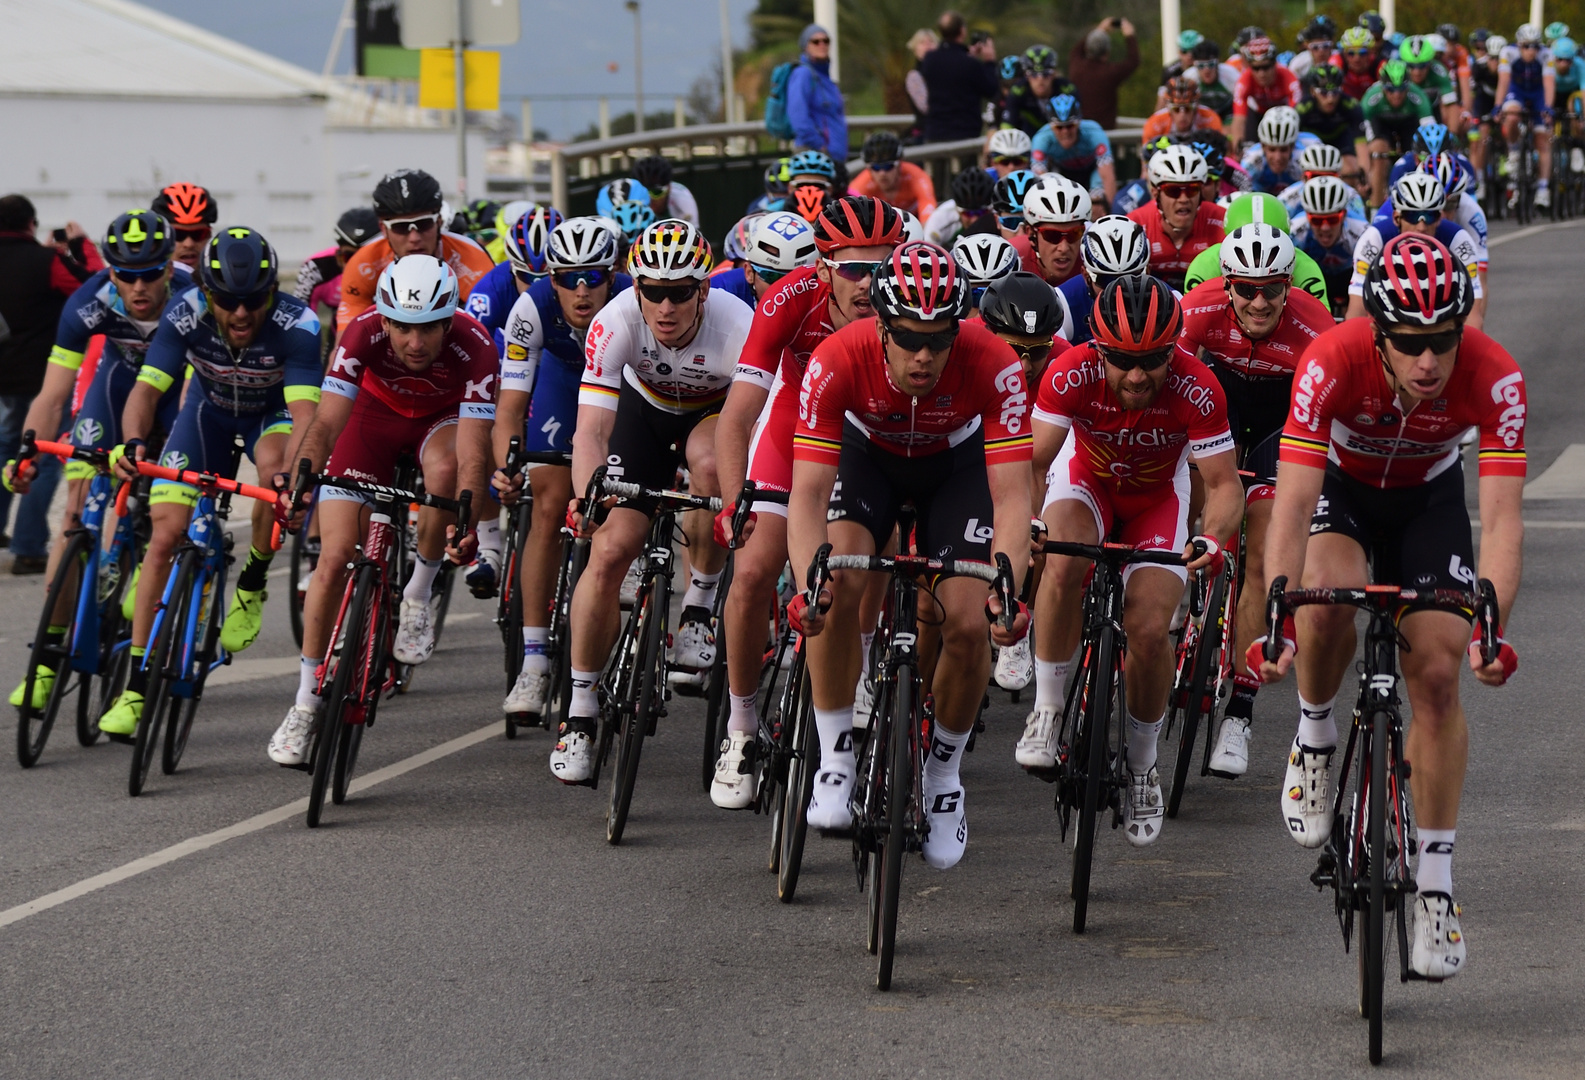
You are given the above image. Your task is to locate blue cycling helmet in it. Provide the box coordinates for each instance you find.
[787,149,837,180]
[199,227,277,301]
[1050,94,1082,123]
[1000,55,1023,80]
[505,205,563,276]
[1412,122,1451,160]
[991,169,1039,216]
[611,200,656,241]
[595,177,646,219]
[1554,36,1579,60]
[1192,140,1227,179]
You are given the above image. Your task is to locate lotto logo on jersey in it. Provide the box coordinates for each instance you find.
[1489,371,1526,448]
[993,362,1027,433]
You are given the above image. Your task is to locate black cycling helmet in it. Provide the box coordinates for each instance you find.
[1470,28,1490,48]
[862,130,903,164]
[950,166,996,211]
[1359,11,1386,40]
[978,271,1062,338]
[1437,23,1460,44]
[372,168,443,218]
[199,227,278,301]
[1309,14,1338,39]
[991,171,1039,216]
[1191,39,1221,62]
[634,155,674,191]
[1308,63,1345,93]
[1235,25,1265,49]
[1023,44,1058,75]
[335,207,380,249]
[103,209,175,269]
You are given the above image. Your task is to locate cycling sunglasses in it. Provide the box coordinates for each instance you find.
[1310,40,1335,51]
[206,286,273,312]
[383,213,440,234]
[1035,224,1084,245]
[823,257,885,282]
[1229,279,1288,301]
[1344,47,1374,57]
[173,227,211,244]
[552,268,610,290]
[1099,345,1173,371]
[647,187,669,200]
[869,161,898,173]
[1313,85,1342,97]
[1398,208,1441,225]
[1381,327,1462,355]
[806,35,830,45]
[998,213,1025,230]
[1194,60,1219,70]
[1520,42,1541,50]
[1250,62,1275,72]
[1306,211,1346,228]
[960,206,992,218]
[991,154,1030,167]
[636,281,700,305]
[1156,182,1200,199]
[513,268,549,286]
[1005,340,1053,366]
[1168,104,1197,114]
[789,178,831,192]
[749,263,789,285]
[884,320,959,352]
[111,263,169,284]
[1053,122,1080,133]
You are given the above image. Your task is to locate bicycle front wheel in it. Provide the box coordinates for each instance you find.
[131,549,196,795]
[607,578,665,845]
[163,565,223,774]
[876,668,913,990]
[17,530,91,767]
[335,585,387,804]
[1168,570,1226,818]
[81,538,138,747]
[310,565,375,827]
[1362,708,1389,1064]
[777,662,817,902]
[1072,625,1118,934]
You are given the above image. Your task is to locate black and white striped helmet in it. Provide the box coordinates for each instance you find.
[950,233,1020,287]
[1080,215,1149,277]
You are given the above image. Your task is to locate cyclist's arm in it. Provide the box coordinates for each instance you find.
[714,379,771,507]
[1194,447,1244,549]
[987,456,1033,579]
[18,363,78,450]
[1477,473,1523,629]
[455,413,494,518]
[786,458,838,608]
[1545,69,1557,112]
[290,388,353,476]
[1262,458,1327,619]
[1494,70,1511,106]
[120,380,161,448]
[1098,157,1118,204]
[1030,416,1070,515]
[569,403,614,503]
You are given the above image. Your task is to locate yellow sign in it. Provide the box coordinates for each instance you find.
[418,48,501,111]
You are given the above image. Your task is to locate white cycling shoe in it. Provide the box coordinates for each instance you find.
[619,559,642,606]
[806,767,855,830]
[1122,767,1165,847]
[550,720,595,784]
[393,597,436,665]
[670,606,716,670]
[709,730,756,810]
[853,674,875,730]
[994,634,1033,691]
[1410,892,1466,979]
[1208,715,1251,777]
[1282,739,1335,848]
[503,663,548,715]
[922,783,967,869]
[1015,704,1061,768]
[267,705,317,766]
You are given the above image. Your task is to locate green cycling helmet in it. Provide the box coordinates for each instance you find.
[1545,21,1570,44]
[1400,36,1436,65]
[1382,59,1410,87]
[1222,192,1291,234]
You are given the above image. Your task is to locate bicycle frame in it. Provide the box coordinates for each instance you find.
[144,489,232,695]
[63,472,141,676]
[316,501,402,716]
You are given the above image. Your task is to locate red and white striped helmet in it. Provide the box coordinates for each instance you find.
[1362,233,1473,327]
[869,240,971,321]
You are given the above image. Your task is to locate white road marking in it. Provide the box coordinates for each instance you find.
[0,720,501,930]
[1523,445,1585,499]
[1487,217,1585,248]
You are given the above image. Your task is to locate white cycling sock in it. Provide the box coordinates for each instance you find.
[295,656,319,711]
[1296,693,1338,749]
[403,553,441,603]
[860,631,876,676]
[681,567,722,611]
[521,626,549,674]
[1126,710,1163,773]
[813,706,855,774]
[475,514,501,558]
[1033,659,1070,712]
[569,667,600,719]
[924,724,970,790]
[728,692,757,735]
[1417,828,1455,895]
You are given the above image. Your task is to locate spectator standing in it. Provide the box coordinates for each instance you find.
[1068,17,1140,131]
[904,28,939,141]
[0,195,102,570]
[918,11,1000,142]
[787,24,847,159]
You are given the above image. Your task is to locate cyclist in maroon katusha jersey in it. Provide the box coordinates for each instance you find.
[1023,275,1244,849]
[1257,234,1524,982]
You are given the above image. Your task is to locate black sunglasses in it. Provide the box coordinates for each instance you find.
[111,263,169,284]
[637,281,700,305]
[1398,208,1441,225]
[1005,341,1053,366]
[1099,345,1173,371]
[206,287,273,312]
[1381,327,1462,355]
[884,321,959,353]
[552,268,610,290]
[174,227,211,243]
[1229,279,1288,300]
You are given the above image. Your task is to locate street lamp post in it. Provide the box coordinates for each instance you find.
[626,1,644,133]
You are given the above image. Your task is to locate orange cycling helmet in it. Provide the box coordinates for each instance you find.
[812,196,905,254]
[152,183,217,227]
[1090,276,1183,353]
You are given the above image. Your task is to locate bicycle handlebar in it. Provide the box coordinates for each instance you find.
[1261,575,1500,666]
[600,477,724,513]
[130,459,281,506]
[1038,538,1197,567]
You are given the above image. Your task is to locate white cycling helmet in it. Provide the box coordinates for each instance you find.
[1429,153,1468,200]
[1300,174,1354,216]
[1516,23,1542,45]
[1079,215,1149,277]
[1426,32,1449,55]
[987,127,1034,160]
[498,199,535,230]
[546,216,620,269]
[950,232,1020,287]
[1392,171,1446,213]
[1220,222,1296,279]
[1257,105,1301,147]
[1023,174,1092,223]
[374,254,459,323]
[628,218,713,280]
[1147,143,1209,185]
[1297,143,1344,175]
[746,211,818,272]
[898,209,926,243]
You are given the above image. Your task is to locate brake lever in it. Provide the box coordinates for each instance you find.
[1477,578,1499,667]
[1263,575,1289,663]
[991,551,1016,632]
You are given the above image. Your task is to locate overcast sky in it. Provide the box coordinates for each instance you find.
[137,0,758,138]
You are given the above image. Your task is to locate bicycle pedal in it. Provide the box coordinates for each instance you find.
[1023,764,1061,784]
[104,732,134,746]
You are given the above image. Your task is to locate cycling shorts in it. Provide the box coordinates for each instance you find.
[1365,115,1420,152]
[1241,428,1281,503]
[1503,88,1549,124]
[1308,461,1476,608]
[152,397,292,507]
[67,359,180,481]
[321,390,456,506]
[1042,436,1191,584]
[826,419,993,564]
[523,356,580,463]
[603,377,721,516]
[743,371,798,517]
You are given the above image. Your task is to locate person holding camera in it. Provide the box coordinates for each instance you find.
[918,10,1000,142]
[1070,17,1140,131]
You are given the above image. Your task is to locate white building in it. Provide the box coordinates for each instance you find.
[0,0,487,266]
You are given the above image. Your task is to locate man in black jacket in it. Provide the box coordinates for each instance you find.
[0,195,100,570]
[919,10,1000,142]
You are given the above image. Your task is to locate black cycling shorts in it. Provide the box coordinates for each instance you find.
[1365,115,1419,152]
[1309,462,1476,609]
[827,420,993,564]
[602,378,723,515]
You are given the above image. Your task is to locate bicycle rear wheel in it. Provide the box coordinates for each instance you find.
[876,668,913,990]
[17,531,91,767]
[81,539,137,748]
[288,517,314,649]
[777,662,817,902]
[310,565,375,827]
[607,578,665,844]
[501,506,528,737]
[1361,708,1389,1064]
[1167,570,1225,818]
[131,549,195,795]
[162,565,223,774]
[1072,625,1117,934]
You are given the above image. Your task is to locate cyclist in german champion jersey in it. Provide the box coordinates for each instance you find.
[1257,234,1523,979]
[100,228,323,737]
[551,220,753,784]
[493,216,631,718]
[709,196,904,810]
[266,255,496,765]
[1176,224,1333,776]
[788,241,1032,870]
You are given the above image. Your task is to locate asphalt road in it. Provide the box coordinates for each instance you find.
[2,222,1583,1079]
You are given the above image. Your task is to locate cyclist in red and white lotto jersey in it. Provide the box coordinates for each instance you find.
[1024,276,1244,848]
[1175,224,1333,778]
[553,221,754,785]
[788,242,1032,871]
[708,197,904,810]
[268,255,496,766]
[1128,144,1227,293]
[1258,234,1524,980]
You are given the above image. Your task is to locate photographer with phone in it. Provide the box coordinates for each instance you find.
[919,10,1000,141]
[1069,16,1140,130]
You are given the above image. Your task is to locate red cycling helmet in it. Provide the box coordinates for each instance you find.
[1090,276,1183,352]
[870,240,970,321]
[812,196,905,254]
[1242,36,1277,64]
[1362,233,1473,327]
[152,182,217,227]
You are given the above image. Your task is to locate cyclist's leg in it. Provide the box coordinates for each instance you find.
[1535,115,1553,183]
[1032,438,1107,707]
[1368,137,1391,206]
[220,410,293,654]
[674,414,727,669]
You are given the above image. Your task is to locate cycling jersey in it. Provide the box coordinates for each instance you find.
[1056,275,1095,344]
[1279,318,1526,488]
[1337,56,1383,102]
[1347,220,1483,299]
[1409,63,1460,107]
[1372,173,1488,268]
[138,286,322,415]
[1139,106,1225,143]
[1239,141,1316,194]
[1128,201,1226,292]
[336,232,495,331]
[848,162,938,218]
[292,247,345,313]
[1233,65,1303,120]
[998,78,1078,135]
[461,260,523,349]
[49,266,193,376]
[653,182,701,228]
[1183,244,1329,307]
[1470,60,1501,114]
[1360,82,1435,144]
[326,307,498,420]
[795,318,1032,465]
[1292,216,1369,302]
[708,265,758,307]
[1031,120,1113,189]
[1297,96,1367,154]
[1110,179,1151,216]
[1553,59,1582,99]
[581,287,752,415]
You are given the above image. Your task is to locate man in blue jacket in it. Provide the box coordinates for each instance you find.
[788,24,847,158]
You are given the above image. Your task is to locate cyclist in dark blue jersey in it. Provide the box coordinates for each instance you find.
[1495,24,1557,207]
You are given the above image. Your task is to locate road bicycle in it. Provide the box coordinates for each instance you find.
[12,436,146,767]
[285,460,472,828]
[1264,576,1498,1065]
[1165,542,1239,819]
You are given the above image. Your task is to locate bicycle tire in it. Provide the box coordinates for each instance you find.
[502,510,526,738]
[310,564,374,827]
[545,538,585,733]
[335,582,387,804]
[288,519,309,648]
[607,576,665,845]
[777,664,817,902]
[1363,707,1388,1064]
[701,647,730,792]
[1072,624,1117,934]
[131,549,195,796]
[16,531,91,767]
[162,565,223,774]
[80,538,138,747]
[1167,570,1226,818]
[876,667,913,990]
